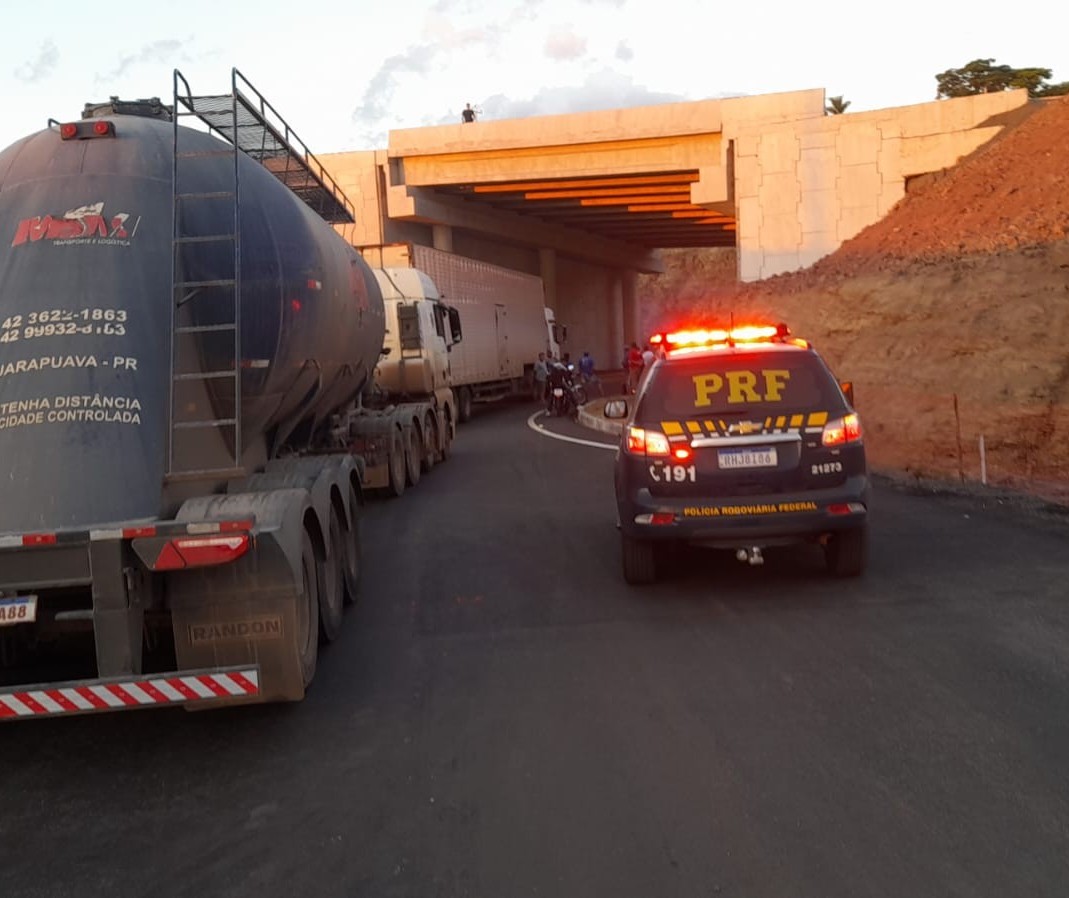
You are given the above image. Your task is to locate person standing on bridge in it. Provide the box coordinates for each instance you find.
[461,103,477,123]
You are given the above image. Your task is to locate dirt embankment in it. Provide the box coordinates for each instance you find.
[638,96,1069,503]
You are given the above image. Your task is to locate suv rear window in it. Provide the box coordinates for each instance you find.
[637,349,846,420]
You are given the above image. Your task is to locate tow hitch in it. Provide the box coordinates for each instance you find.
[736,546,764,566]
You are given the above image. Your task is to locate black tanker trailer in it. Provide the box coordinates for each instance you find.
[0,71,456,719]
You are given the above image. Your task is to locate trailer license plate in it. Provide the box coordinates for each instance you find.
[719,447,777,469]
[0,595,37,627]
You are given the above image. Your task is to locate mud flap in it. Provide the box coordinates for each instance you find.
[168,489,312,703]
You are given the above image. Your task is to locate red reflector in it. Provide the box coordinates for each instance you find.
[175,534,249,567]
[153,542,186,571]
[22,533,57,546]
[151,534,249,571]
[671,446,692,461]
[827,504,852,515]
[122,526,157,539]
[59,123,78,140]
[650,513,675,525]
[93,120,111,136]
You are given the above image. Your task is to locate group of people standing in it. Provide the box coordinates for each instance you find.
[531,342,662,401]
[533,350,602,402]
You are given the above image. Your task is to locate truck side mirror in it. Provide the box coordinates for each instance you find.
[447,306,463,346]
[604,399,628,419]
[840,381,854,406]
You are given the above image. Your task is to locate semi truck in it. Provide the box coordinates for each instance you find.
[0,70,456,721]
[388,244,564,421]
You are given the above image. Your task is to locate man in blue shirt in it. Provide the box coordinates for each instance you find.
[578,350,601,396]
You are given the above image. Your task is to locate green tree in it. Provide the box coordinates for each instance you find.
[825,95,851,115]
[936,59,1069,98]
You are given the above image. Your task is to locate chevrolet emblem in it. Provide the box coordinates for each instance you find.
[729,420,763,435]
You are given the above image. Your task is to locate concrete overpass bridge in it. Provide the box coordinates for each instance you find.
[321,88,1030,366]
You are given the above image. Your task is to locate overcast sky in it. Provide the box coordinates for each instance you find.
[1,0,1065,155]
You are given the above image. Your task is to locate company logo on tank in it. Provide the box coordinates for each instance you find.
[11,201,142,248]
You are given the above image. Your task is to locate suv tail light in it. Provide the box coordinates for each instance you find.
[822,413,862,447]
[626,426,670,457]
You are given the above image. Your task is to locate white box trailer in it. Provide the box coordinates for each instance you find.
[410,246,560,421]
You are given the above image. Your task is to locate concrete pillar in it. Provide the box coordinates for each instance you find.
[608,274,624,370]
[432,224,453,253]
[621,269,639,344]
[539,248,557,311]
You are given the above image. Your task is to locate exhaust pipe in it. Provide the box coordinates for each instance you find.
[735,546,764,566]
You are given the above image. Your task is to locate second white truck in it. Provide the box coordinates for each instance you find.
[394,245,563,421]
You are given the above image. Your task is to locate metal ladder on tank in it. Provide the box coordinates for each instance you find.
[167,68,359,479]
[168,70,243,480]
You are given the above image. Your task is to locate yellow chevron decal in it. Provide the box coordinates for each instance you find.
[661,421,684,436]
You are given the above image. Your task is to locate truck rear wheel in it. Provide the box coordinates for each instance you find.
[421,412,438,473]
[387,427,406,497]
[404,424,421,486]
[319,509,346,643]
[458,386,473,423]
[439,411,453,461]
[342,485,362,605]
[298,531,320,688]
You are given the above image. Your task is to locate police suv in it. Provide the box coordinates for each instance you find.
[607,324,868,584]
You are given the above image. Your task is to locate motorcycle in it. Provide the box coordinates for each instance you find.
[547,365,587,419]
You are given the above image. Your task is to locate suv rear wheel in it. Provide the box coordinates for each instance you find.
[622,534,658,584]
[824,525,867,577]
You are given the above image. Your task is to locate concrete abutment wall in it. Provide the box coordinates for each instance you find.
[321,89,1033,364]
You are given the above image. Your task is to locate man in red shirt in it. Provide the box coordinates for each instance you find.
[626,342,643,394]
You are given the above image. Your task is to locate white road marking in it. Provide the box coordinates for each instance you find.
[526,412,618,451]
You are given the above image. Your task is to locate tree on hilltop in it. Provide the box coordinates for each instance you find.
[936,59,1069,99]
[825,96,851,115]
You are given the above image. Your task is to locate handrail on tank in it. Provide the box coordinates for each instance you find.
[170,68,355,224]
[229,68,356,223]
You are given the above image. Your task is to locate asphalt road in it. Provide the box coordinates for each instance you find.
[3,402,1069,898]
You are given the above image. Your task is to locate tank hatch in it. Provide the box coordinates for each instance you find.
[82,96,173,121]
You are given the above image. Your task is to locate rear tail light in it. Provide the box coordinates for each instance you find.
[58,120,115,140]
[626,426,670,456]
[152,534,250,571]
[827,502,866,515]
[822,413,862,447]
[635,512,676,525]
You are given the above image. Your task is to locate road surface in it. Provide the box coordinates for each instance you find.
[3,403,1069,897]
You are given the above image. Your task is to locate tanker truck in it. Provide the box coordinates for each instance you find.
[0,71,455,721]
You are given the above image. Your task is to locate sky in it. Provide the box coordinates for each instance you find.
[1,0,1065,156]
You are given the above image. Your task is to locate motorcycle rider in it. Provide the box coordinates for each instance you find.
[545,358,576,415]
